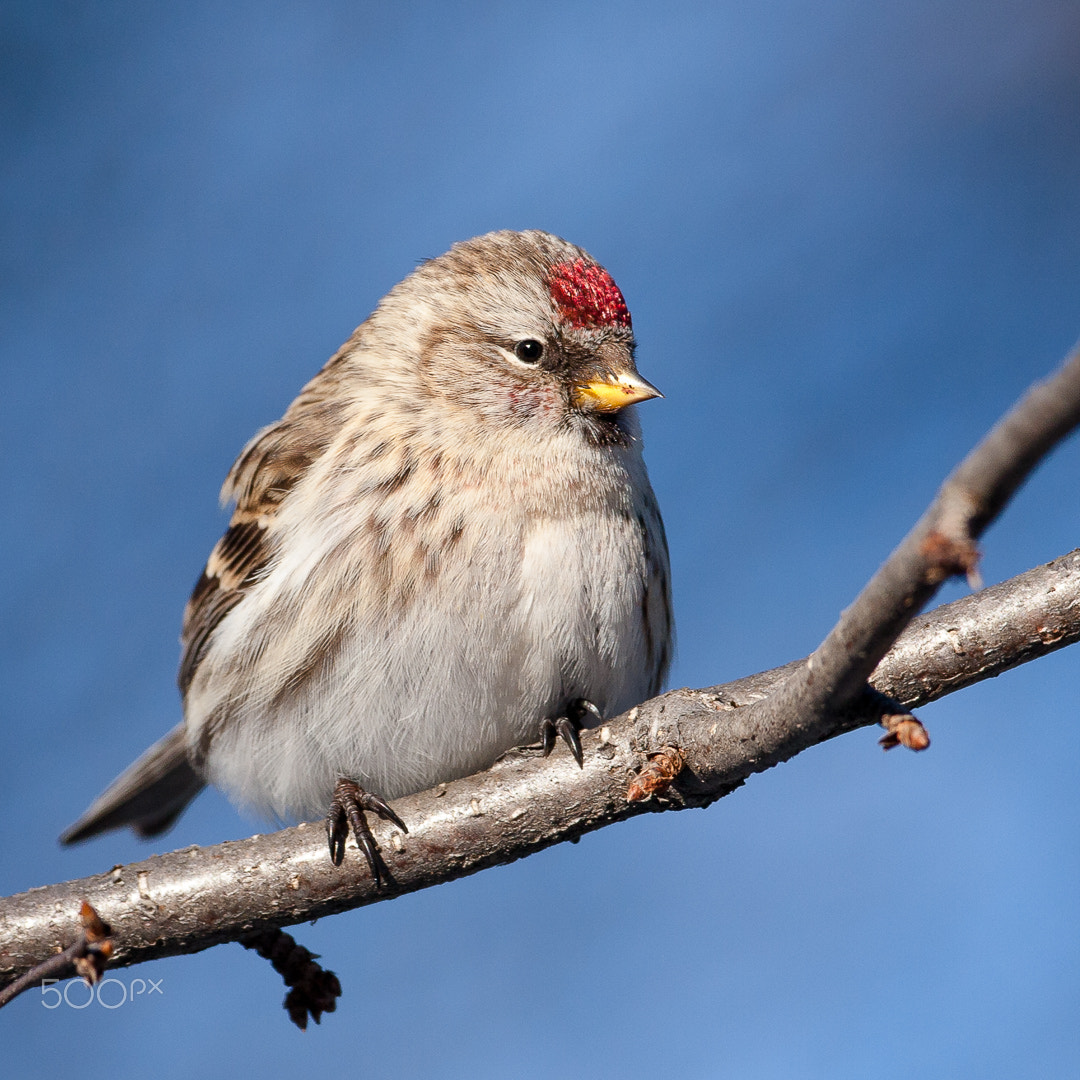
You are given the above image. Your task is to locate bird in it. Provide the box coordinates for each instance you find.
[61,229,673,880]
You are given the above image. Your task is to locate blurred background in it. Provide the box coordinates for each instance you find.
[3,2,1079,1076]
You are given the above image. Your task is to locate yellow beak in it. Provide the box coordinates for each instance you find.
[572,372,663,413]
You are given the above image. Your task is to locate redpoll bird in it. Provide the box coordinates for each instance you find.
[62,230,673,878]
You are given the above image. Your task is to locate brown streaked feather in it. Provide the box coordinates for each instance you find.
[178,334,362,698]
[178,566,249,695]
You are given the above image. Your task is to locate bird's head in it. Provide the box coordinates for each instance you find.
[370,230,661,443]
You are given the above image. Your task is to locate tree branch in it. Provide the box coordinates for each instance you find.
[737,343,1080,742]
[2,345,1079,995]
[2,549,1078,988]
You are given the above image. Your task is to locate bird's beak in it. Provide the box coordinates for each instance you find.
[572,371,663,413]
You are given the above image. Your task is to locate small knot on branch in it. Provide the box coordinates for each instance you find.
[240,927,342,1030]
[920,531,983,589]
[73,900,113,985]
[627,746,686,802]
[879,713,931,751]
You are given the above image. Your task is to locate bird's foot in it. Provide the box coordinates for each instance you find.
[325,778,408,884]
[539,699,602,768]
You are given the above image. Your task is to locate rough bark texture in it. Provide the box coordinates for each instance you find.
[2,549,1078,987]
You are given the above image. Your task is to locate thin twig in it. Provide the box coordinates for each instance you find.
[741,345,1080,744]
[0,901,111,1008]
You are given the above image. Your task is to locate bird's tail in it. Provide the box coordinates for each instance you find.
[60,723,205,844]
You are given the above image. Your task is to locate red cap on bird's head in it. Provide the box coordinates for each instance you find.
[548,258,631,330]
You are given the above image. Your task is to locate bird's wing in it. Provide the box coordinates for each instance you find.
[178,340,359,695]
[60,336,365,846]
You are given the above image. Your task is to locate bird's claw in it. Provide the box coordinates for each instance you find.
[539,699,602,768]
[325,778,408,884]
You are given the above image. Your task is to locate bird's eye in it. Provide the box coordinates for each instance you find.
[514,339,544,363]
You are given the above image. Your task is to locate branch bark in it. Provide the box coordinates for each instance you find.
[2,549,1078,989]
[2,345,1079,993]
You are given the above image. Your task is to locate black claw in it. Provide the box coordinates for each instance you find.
[573,699,603,725]
[537,699,602,767]
[557,717,584,767]
[363,792,409,835]
[540,717,558,757]
[326,805,348,867]
[325,778,406,884]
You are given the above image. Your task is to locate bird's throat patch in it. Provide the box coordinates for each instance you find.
[548,258,631,330]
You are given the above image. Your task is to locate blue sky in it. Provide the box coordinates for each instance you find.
[3,3,1079,1076]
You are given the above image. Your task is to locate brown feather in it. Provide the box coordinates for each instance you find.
[178,333,360,698]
